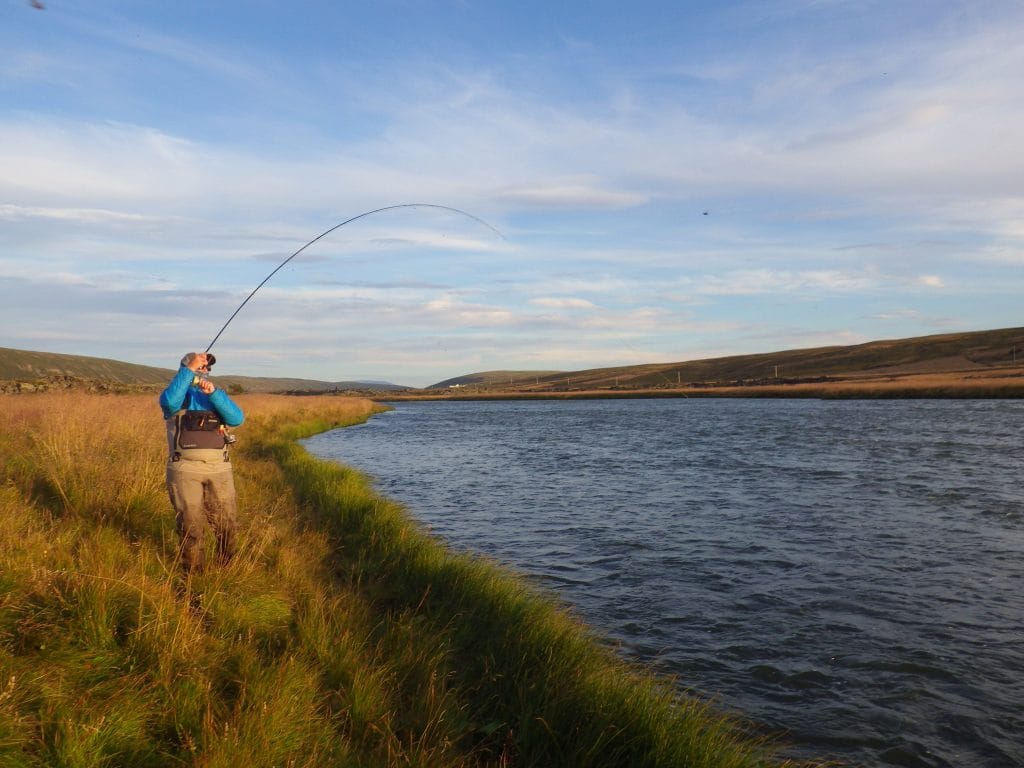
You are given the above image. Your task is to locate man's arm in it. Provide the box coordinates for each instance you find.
[159,365,195,418]
[208,388,244,427]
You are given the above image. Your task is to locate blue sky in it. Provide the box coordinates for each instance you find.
[2,1,1022,387]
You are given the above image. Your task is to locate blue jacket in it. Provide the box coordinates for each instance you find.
[159,365,245,426]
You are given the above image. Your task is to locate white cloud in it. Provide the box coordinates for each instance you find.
[0,203,169,225]
[869,309,923,322]
[539,275,637,296]
[422,295,517,327]
[697,269,875,296]
[362,230,507,254]
[528,297,598,309]
[494,181,646,209]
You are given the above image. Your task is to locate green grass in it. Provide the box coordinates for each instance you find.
[0,392,807,767]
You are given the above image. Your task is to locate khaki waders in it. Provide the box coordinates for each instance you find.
[165,414,237,573]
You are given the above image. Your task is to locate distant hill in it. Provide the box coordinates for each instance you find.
[0,347,408,393]
[425,327,1024,394]
[430,370,565,389]
[0,347,174,385]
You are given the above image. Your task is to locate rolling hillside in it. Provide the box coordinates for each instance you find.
[0,347,407,393]
[431,370,565,388]
[424,327,1024,395]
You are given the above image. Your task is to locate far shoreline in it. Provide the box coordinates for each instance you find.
[376,369,1024,402]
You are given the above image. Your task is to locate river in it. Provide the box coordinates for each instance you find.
[302,398,1023,767]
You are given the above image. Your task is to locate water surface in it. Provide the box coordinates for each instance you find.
[304,398,1024,767]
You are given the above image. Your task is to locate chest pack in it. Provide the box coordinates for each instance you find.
[167,389,232,461]
[175,409,228,450]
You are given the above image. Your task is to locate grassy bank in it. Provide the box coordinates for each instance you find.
[0,392,802,767]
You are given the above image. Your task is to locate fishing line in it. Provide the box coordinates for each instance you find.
[204,203,505,353]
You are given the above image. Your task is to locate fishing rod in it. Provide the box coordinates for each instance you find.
[204,203,505,353]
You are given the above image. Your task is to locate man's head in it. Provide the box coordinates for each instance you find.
[181,352,216,372]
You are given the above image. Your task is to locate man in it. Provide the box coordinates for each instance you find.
[159,352,244,574]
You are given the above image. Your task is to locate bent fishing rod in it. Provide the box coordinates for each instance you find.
[204,203,505,354]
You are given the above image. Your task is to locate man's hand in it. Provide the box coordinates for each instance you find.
[197,378,216,395]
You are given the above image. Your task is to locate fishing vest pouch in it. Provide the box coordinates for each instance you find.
[175,409,228,453]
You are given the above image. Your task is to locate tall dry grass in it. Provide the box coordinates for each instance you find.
[0,392,379,766]
[0,391,802,767]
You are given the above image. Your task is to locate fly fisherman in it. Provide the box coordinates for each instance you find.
[159,352,244,574]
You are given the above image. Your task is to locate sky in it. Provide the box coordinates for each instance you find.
[2,0,1022,387]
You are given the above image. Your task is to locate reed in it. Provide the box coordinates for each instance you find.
[0,391,806,767]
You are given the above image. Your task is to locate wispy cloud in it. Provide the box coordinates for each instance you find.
[494,181,646,209]
[696,269,876,296]
[0,203,171,225]
[529,297,598,309]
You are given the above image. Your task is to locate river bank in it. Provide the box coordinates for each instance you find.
[0,392,807,767]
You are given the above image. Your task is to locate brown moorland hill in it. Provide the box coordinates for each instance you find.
[414,327,1024,398]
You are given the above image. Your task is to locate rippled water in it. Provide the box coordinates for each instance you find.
[303,398,1024,767]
